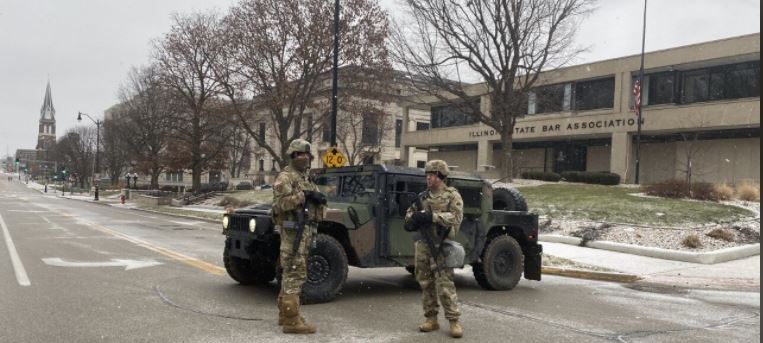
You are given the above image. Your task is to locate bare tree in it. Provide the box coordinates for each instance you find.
[390,0,593,180]
[210,0,392,168]
[51,127,96,189]
[116,65,177,189]
[101,119,129,186]
[153,12,230,190]
[676,118,714,188]
[336,96,396,165]
[226,125,252,178]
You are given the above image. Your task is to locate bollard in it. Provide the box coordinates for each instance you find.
[120,195,126,204]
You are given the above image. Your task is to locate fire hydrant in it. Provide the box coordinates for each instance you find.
[120,195,126,204]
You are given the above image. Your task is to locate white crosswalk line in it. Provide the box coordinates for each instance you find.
[0,213,31,286]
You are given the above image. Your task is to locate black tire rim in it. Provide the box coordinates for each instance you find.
[307,255,331,285]
[493,249,514,277]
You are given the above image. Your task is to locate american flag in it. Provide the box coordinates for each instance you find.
[633,78,642,117]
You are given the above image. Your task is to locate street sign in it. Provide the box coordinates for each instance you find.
[322,148,347,168]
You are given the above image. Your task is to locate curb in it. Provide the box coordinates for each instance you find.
[541,234,761,264]
[122,206,222,225]
[542,266,641,283]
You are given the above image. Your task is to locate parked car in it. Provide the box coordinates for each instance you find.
[236,181,254,190]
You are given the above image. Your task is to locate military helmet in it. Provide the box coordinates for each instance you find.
[287,139,313,156]
[425,160,450,178]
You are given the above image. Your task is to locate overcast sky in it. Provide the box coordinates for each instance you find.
[0,0,759,157]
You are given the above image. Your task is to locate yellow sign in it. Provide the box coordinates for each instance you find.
[322,149,347,168]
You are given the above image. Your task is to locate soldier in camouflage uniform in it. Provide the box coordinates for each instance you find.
[405,160,465,338]
[272,139,327,334]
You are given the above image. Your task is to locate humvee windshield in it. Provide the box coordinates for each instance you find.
[314,173,377,204]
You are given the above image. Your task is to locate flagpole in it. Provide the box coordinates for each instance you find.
[635,0,647,185]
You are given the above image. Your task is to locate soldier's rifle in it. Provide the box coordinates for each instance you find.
[406,191,451,277]
[290,190,328,262]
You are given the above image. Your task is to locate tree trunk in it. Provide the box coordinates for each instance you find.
[500,127,514,182]
[151,171,160,190]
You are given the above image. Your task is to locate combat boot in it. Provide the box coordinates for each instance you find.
[449,320,463,338]
[280,294,317,334]
[277,292,286,326]
[418,317,439,332]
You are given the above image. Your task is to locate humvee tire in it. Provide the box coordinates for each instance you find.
[224,239,277,285]
[302,234,348,304]
[493,187,528,212]
[472,235,524,290]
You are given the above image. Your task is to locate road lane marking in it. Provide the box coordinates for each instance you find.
[68,216,224,276]
[0,213,31,286]
[40,216,52,224]
[42,258,162,271]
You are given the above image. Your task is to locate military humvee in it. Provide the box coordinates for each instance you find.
[222,165,542,303]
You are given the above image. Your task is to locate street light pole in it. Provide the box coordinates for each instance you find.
[78,112,102,201]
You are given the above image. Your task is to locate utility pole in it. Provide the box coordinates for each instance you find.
[329,0,340,149]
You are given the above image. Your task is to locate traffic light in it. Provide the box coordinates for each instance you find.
[15,158,19,165]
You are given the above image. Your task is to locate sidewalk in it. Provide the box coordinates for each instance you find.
[543,241,760,292]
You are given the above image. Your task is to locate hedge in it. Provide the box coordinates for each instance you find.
[560,171,621,186]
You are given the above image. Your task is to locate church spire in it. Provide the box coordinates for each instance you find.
[40,80,55,120]
[37,80,57,152]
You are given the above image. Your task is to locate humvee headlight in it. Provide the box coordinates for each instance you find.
[249,218,257,233]
[222,216,230,229]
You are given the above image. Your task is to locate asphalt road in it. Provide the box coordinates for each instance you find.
[0,176,759,342]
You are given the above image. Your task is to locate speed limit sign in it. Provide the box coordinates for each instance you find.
[322,148,347,168]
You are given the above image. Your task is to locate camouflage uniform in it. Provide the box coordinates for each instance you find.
[272,139,326,334]
[273,165,326,296]
[405,161,464,323]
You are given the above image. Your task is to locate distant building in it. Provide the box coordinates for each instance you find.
[14,81,59,178]
[37,81,57,158]
[401,33,760,184]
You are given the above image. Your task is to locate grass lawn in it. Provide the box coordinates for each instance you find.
[518,184,755,227]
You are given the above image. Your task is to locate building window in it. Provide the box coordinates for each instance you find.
[431,100,480,129]
[416,122,430,131]
[165,170,183,183]
[259,159,264,172]
[681,69,710,103]
[395,119,403,148]
[416,161,426,169]
[258,123,266,143]
[529,84,569,114]
[647,72,675,105]
[271,160,278,172]
[680,61,760,104]
[574,77,615,111]
[361,113,381,145]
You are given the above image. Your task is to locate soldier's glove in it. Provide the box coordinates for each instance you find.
[436,226,450,239]
[303,190,328,206]
[412,211,433,227]
[404,220,417,232]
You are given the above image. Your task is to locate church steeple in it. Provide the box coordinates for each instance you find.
[40,81,56,120]
[37,80,57,151]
